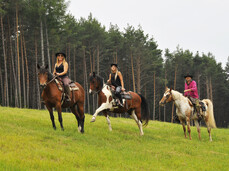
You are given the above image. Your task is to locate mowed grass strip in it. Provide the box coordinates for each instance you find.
[0,106,228,170]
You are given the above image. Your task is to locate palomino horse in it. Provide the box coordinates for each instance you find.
[89,72,150,135]
[37,64,85,133]
[159,87,216,141]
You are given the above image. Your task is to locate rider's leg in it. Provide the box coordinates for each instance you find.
[63,77,71,101]
[115,86,123,106]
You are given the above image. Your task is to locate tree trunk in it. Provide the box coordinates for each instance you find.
[20,28,26,107]
[23,34,29,108]
[171,64,178,122]
[164,69,166,122]
[16,4,22,108]
[45,18,51,72]
[1,15,9,106]
[40,19,44,66]
[35,35,41,109]
[67,44,71,78]
[8,16,18,107]
[206,77,209,99]
[83,47,90,113]
[153,71,156,120]
[130,51,136,92]
[0,61,3,105]
[210,77,213,102]
[73,48,76,80]
[136,55,141,93]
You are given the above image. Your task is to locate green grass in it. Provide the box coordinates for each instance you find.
[0,106,228,171]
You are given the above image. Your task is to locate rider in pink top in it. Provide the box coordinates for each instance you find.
[184,73,202,117]
[184,75,199,99]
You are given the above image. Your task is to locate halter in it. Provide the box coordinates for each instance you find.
[39,75,57,89]
[161,90,173,104]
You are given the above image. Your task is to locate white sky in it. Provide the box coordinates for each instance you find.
[67,0,229,68]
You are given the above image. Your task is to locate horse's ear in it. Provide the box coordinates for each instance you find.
[37,64,40,69]
[93,72,96,77]
[170,88,173,92]
[165,86,168,91]
[45,64,48,69]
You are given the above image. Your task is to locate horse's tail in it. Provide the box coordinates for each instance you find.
[203,99,217,128]
[138,94,150,126]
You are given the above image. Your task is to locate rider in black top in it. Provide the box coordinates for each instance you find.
[107,63,125,107]
[53,52,71,101]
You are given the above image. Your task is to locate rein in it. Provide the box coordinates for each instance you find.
[93,84,107,94]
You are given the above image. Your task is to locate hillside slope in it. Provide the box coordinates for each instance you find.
[0,107,228,170]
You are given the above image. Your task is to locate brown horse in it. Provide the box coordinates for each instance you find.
[89,72,149,135]
[37,64,85,133]
[159,87,216,141]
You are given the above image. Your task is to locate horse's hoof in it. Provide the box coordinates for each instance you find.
[91,117,96,122]
[53,127,56,130]
[61,128,64,131]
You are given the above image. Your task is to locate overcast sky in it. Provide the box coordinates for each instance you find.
[67,0,229,68]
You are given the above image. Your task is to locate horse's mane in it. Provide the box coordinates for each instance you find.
[89,74,104,89]
[171,89,186,100]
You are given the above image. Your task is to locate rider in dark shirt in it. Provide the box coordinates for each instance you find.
[53,52,71,101]
[107,63,125,107]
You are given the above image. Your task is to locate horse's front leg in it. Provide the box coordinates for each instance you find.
[46,104,56,130]
[194,120,201,140]
[91,103,112,122]
[179,117,187,138]
[56,103,64,131]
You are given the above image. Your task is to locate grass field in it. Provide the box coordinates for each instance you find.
[0,106,229,170]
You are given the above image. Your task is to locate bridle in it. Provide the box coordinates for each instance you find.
[39,74,57,89]
[161,91,173,104]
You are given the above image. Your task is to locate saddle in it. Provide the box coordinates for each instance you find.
[109,85,132,108]
[55,78,79,92]
[188,97,206,119]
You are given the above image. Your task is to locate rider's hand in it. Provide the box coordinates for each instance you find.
[121,88,125,91]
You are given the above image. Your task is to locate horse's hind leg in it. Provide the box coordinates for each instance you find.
[194,120,201,140]
[186,118,192,140]
[131,109,144,136]
[72,102,85,133]
[46,105,56,130]
[56,103,64,131]
[205,120,212,141]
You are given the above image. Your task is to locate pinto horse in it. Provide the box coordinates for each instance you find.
[89,72,149,135]
[159,87,216,141]
[37,64,85,133]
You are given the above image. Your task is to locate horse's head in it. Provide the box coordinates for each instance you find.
[89,72,104,95]
[159,87,173,106]
[37,64,51,87]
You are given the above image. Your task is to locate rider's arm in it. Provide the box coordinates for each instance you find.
[118,71,125,91]
[107,74,111,83]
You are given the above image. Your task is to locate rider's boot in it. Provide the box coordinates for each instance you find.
[64,85,71,102]
[196,100,201,119]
